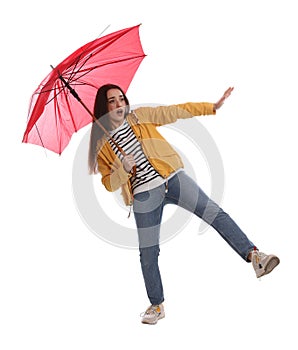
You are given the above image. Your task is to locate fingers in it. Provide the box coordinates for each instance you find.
[224,87,234,98]
[214,87,234,110]
[123,154,136,173]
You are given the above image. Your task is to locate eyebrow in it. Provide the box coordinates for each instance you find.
[107,94,124,101]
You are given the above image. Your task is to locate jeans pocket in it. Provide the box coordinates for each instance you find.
[134,190,150,202]
[133,186,165,214]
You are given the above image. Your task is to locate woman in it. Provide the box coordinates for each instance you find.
[89,84,279,325]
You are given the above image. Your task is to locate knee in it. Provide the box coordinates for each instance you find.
[139,245,160,268]
[201,201,224,225]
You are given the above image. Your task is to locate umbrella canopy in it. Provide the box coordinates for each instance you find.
[22,24,145,154]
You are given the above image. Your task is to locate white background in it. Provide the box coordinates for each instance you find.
[1,0,297,349]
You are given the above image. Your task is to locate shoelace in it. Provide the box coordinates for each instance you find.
[252,250,264,269]
[140,306,160,318]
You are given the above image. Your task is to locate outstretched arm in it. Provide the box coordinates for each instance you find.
[213,87,234,111]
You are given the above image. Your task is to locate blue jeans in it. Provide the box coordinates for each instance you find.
[133,171,256,305]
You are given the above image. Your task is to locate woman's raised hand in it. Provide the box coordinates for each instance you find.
[213,87,234,111]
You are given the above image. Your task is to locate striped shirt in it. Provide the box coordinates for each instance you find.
[108,119,165,194]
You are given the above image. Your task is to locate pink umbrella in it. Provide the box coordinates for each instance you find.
[22,24,146,155]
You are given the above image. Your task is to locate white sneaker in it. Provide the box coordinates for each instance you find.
[251,250,280,278]
[140,304,165,325]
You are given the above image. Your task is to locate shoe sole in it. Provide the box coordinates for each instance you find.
[258,256,280,278]
[141,314,165,325]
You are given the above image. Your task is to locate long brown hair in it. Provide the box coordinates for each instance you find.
[88,84,129,174]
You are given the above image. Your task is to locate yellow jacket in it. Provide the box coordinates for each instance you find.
[97,102,215,205]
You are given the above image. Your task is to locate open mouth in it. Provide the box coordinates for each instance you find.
[116,108,124,116]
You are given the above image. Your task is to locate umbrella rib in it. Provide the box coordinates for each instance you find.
[34,80,68,102]
[34,124,46,149]
[68,54,146,85]
[64,24,111,82]
[65,53,94,85]
[65,30,120,80]
[38,54,94,98]
[35,55,90,98]
[67,53,85,85]
[53,84,63,154]
[64,91,78,133]
[45,85,68,106]
[55,80,78,143]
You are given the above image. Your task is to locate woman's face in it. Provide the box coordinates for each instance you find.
[106,88,127,129]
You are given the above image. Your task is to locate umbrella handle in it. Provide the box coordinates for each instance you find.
[132,165,136,177]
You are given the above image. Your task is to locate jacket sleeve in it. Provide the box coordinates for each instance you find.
[97,145,132,192]
[175,102,216,117]
[134,102,215,126]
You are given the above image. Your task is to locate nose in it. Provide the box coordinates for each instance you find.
[116,99,123,108]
